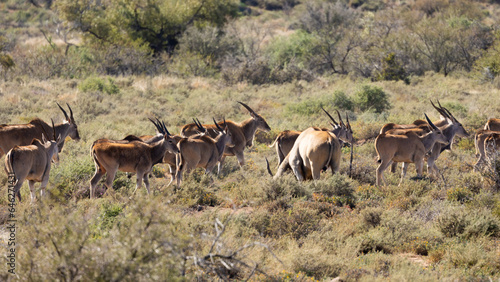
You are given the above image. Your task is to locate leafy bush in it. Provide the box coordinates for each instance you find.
[436,207,469,238]
[172,171,220,207]
[375,53,409,84]
[360,207,382,229]
[251,205,322,240]
[78,77,120,95]
[261,175,308,202]
[354,85,391,113]
[312,174,356,207]
[286,99,328,116]
[463,209,500,238]
[266,30,315,69]
[333,90,354,111]
[446,187,473,203]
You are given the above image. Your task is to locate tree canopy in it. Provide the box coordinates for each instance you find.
[55,0,239,54]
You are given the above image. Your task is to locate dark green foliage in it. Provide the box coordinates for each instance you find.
[78,77,120,95]
[354,85,391,113]
[251,205,322,240]
[436,208,469,238]
[332,91,354,111]
[55,0,239,55]
[375,53,409,84]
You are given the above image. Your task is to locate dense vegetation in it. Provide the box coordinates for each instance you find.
[0,0,499,281]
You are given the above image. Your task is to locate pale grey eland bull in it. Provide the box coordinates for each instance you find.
[0,103,79,158]
[4,120,61,202]
[180,102,271,173]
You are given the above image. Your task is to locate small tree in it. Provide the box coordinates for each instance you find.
[355,85,391,113]
[55,0,238,55]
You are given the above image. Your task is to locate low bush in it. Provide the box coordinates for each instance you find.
[78,77,120,95]
[250,205,322,240]
[354,85,391,113]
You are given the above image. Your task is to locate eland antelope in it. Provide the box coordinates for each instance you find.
[484,118,500,131]
[180,102,271,173]
[0,103,79,158]
[270,108,353,181]
[175,119,234,187]
[383,101,467,174]
[4,120,61,202]
[269,108,353,169]
[484,132,500,161]
[89,122,179,198]
[474,129,500,171]
[375,114,449,186]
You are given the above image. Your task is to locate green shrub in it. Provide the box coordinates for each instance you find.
[441,101,467,118]
[92,202,124,238]
[78,77,120,95]
[375,53,410,84]
[261,175,308,202]
[463,209,500,238]
[360,207,383,229]
[312,174,356,207]
[251,205,322,240]
[436,208,469,237]
[446,187,473,203]
[49,155,95,200]
[354,85,391,113]
[267,30,315,68]
[286,99,327,116]
[172,171,220,207]
[332,90,354,111]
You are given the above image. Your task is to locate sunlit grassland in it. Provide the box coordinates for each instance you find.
[0,73,499,280]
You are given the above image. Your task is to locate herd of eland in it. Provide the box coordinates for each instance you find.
[2,100,499,202]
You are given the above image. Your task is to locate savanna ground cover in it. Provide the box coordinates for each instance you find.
[0,74,498,281]
[0,0,500,280]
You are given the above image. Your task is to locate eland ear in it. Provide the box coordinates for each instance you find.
[42,133,48,143]
[56,134,62,144]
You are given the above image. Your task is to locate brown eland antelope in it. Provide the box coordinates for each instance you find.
[0,103,80,158]
[161,118,206,186]
[375,114,449,186]
[384,100,466,174]
[89,122,179,199]
[4,120,61,202]
[484,118,500,131]
[175,119,234,187]
[268,108,353,169]
[379,100,453,135]
[484,132,500,161]
[424,101,469,177]
[91,118,192,188]
[180,101,271,173]
[473,129,500,171]
[385,101,468,178]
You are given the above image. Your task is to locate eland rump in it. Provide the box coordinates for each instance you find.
[270,108,353,181]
